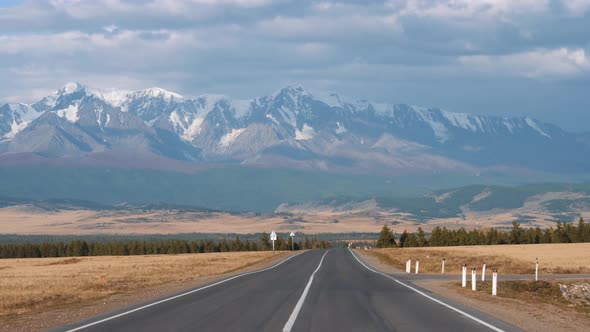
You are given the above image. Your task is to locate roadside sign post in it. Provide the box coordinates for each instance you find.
[535,258,539,281]
[270,230,277,253]
[289,232,295,251]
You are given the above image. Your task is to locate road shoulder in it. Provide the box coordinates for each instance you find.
[356,249,590,332]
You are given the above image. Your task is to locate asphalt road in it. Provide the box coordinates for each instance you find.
[55,249,523,332]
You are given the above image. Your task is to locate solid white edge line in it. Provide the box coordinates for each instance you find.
[282,250,330,332]
[348,248,506,332]
[64,251,307,332]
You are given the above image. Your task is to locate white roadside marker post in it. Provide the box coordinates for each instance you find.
[442,257,445,274]
[535,258,539,281]
[289,232,295,251]
[415,260,420,274]
[471,268,476,291]
[492,269,498,296]
[462,264,467,288]
[406,259,411,273]
[482,263,486,281]
[270,230,277,254]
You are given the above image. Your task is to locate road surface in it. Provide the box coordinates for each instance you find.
[54,249,522,332]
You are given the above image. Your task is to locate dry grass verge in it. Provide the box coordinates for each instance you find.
[452,280,590,315]
[366,243,590,274]
[0,251,283,317]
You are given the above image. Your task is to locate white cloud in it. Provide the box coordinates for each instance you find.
[561,0,590,15]
[459,48,590,78]
[0,0,589,131]
[389,0,550,19]
[255,14,401,40]
[102,24,118,33]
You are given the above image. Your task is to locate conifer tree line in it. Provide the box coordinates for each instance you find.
[0,232,330,259]
[376,218,590,248]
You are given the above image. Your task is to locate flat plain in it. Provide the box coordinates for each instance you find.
[2,202,587,235]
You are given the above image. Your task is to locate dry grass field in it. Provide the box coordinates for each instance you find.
[0,251,284,317]
[366,243,590,274]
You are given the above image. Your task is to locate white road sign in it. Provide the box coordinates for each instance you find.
[289,232,295,237]
[270,230,277,241]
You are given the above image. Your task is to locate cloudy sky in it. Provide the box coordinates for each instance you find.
[1,0,589,131]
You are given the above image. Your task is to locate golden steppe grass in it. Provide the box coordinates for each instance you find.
[0,251,283,317]
[366,243,590,274]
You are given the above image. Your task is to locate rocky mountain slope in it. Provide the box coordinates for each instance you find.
[1,82,588,175]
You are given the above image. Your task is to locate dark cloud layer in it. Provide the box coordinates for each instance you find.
[1,0,589,131]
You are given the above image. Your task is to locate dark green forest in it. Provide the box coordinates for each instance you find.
[375,218,590,248]
[0,233,331,259]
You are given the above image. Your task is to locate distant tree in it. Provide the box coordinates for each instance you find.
[189,241,199,253]
[564,222,576,243]
[541,228,552,243]
[259,232,271,250]
[467,229,481,245]
[429,227,442,247]
[399,230,409,248]
[455,228,468,246]
[219,238,229,252]
[486,228,499,245]
[552,222,571,243]
[403,233,418,247]
[509,222,525,244]
[576,218,586,242]
[533,227,543,244]
[440,227,451,246]
[416,227,428,247]
[583,218,590,242]
[231,236,242,251]
[277,236,289,250]
[376,225,397,248]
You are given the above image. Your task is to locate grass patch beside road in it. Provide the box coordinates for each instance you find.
[366,243,590,274]
[0,251,287,317]
[453,280,590,315]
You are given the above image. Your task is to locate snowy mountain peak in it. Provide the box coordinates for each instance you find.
[314,92,347,108]
[89,88,131,107]
[58,82,85,96]
[139,87,183,101]
[272,85,312,101]
[7,103,30,112]
[0,102,43,139]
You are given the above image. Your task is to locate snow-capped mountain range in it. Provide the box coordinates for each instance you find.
[1,82,588,175]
